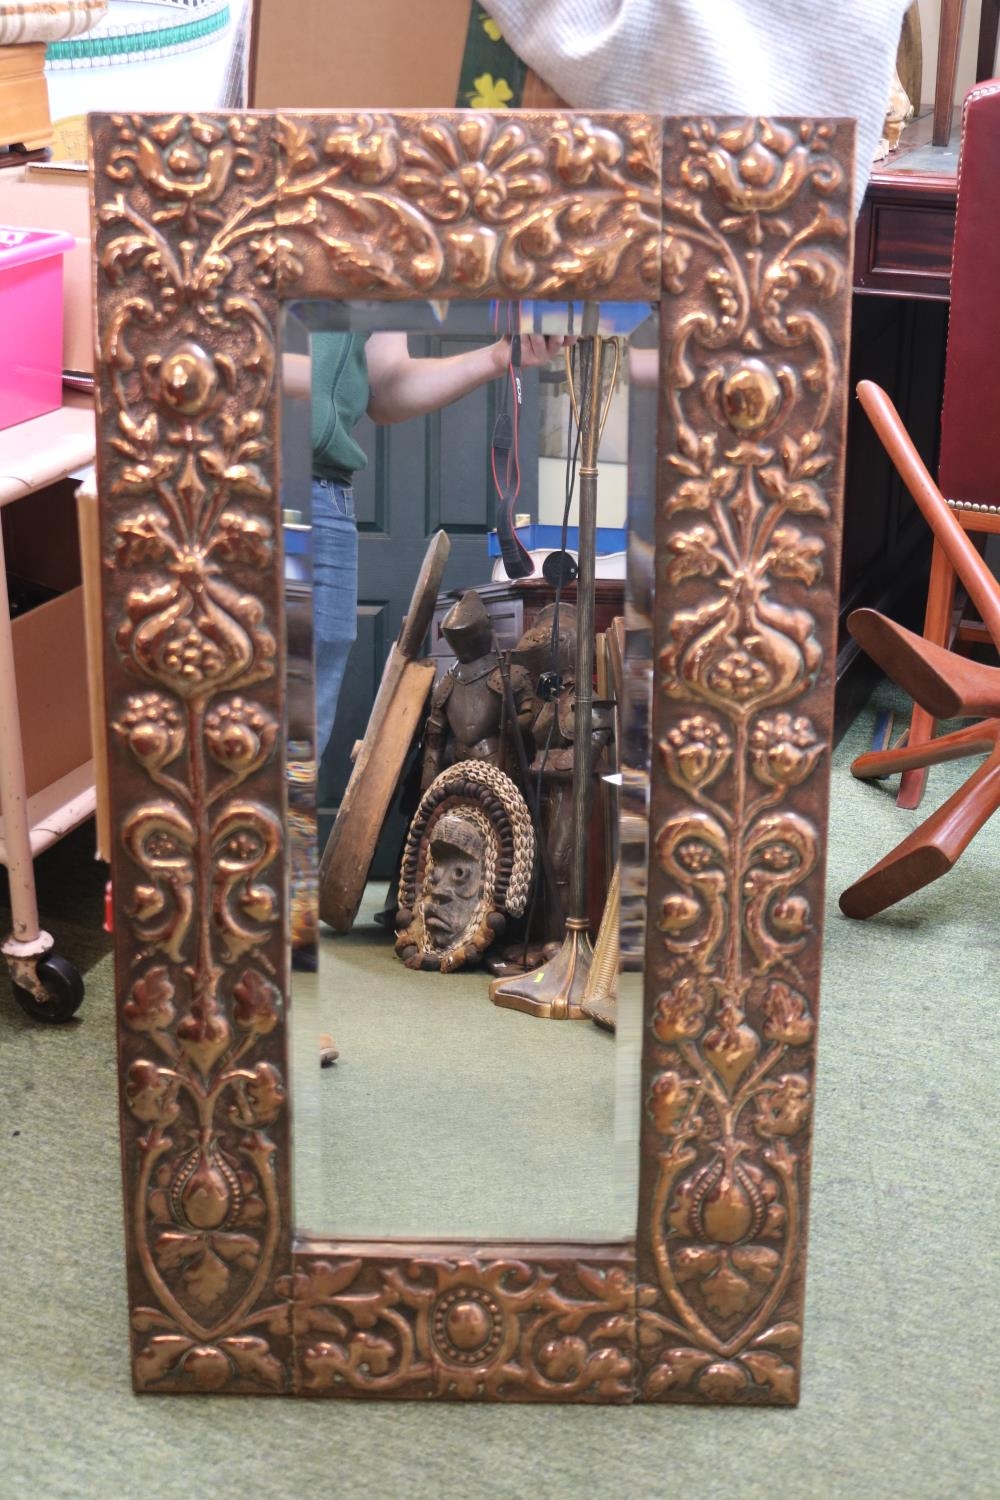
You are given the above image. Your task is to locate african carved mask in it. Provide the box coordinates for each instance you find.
[395,761,535,973]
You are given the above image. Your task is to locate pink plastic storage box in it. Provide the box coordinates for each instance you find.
[0,226,75,433]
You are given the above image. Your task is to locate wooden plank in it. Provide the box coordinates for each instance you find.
[75,479,110,860]
[318,531,449,932]
[317,655,436,932]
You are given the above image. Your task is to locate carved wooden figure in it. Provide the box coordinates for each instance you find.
[90,109,853,1401]
[510,602,612,938]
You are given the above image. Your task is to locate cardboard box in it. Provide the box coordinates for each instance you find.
[250,0,472,108]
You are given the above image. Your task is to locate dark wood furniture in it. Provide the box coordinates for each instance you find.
[837,110,961,738]
[934,0,968,145]
[980,0,1000,79]
[855,112,958,301]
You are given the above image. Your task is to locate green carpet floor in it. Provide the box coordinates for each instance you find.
[299,897,638,1242]
[1,684,997,1500]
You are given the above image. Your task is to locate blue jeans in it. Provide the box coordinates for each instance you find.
[312,476,358,759]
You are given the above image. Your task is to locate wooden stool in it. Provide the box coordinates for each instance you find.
[0,44,50,153]
[895,79,1000,809]
[0,2,107,155]
[840,381,1000,919]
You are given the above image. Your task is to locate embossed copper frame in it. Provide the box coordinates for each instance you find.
[90,109,854,1402]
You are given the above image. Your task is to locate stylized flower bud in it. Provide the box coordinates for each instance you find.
[116,692,185,771]
[760,980,814,1046]
[749,713,823,787]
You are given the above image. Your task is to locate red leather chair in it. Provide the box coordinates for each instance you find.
[893,79,1000,810]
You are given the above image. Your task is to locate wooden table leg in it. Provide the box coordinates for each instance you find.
[851,717,998,781]
[977,0,1000,79]
[934,0,969,145]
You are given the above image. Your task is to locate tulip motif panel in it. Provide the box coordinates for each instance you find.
[637,118,853,1405]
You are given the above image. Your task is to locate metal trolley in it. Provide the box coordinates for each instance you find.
[0,409,97,1021]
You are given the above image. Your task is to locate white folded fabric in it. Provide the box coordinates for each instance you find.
[485,0,912,215]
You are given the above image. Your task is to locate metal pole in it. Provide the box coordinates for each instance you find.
[567,302,602,926]
[489,303,620,1019]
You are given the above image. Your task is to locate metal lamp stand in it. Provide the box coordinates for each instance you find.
[490,306,620,1019]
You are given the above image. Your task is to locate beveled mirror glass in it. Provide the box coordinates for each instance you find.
[91,108,853,1402]
[285,296,653,1246]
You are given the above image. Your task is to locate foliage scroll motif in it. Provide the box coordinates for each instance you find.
[288,1251,635,1401]
[93,113,293,1391]
[637,118,853,1404]
[275,110,662,301]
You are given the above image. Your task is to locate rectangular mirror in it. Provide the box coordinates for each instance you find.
[91,107,853,1403]
[285,297,654,1245]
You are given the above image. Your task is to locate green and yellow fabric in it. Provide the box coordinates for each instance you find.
[455,3,525,109]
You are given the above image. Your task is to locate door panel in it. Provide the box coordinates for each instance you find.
[318,333,539,875]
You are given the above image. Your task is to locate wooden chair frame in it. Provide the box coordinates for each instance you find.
[840,379,1000,918]
[90,108,853,1402]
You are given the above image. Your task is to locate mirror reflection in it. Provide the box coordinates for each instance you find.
[285,299,657,1242]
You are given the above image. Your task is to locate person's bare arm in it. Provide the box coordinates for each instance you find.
[365,330,573,424]
[284,340,653,405]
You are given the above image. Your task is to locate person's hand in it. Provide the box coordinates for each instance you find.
[491,332,576,373]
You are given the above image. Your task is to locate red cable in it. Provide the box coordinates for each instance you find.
[490,300,532,577]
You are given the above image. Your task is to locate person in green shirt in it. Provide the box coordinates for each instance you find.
[311,329,571,757]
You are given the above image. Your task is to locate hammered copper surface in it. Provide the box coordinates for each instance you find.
[289,1241,635,1401]
[90,108,853,1402]
[636,118,854,1405]
[275,110,663,302]
[91,115,293,1392]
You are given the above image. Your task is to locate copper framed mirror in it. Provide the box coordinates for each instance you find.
[90,107,853,1401]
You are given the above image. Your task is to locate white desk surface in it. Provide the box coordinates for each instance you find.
[0,401,95,509]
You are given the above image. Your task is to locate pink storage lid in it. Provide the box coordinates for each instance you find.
[0,226,75,270]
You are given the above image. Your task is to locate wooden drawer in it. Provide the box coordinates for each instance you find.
[855,181,956,301]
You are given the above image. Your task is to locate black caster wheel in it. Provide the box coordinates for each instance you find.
[11,953,84,1024]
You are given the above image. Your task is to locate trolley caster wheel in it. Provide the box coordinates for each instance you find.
[11,954,84,1024]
